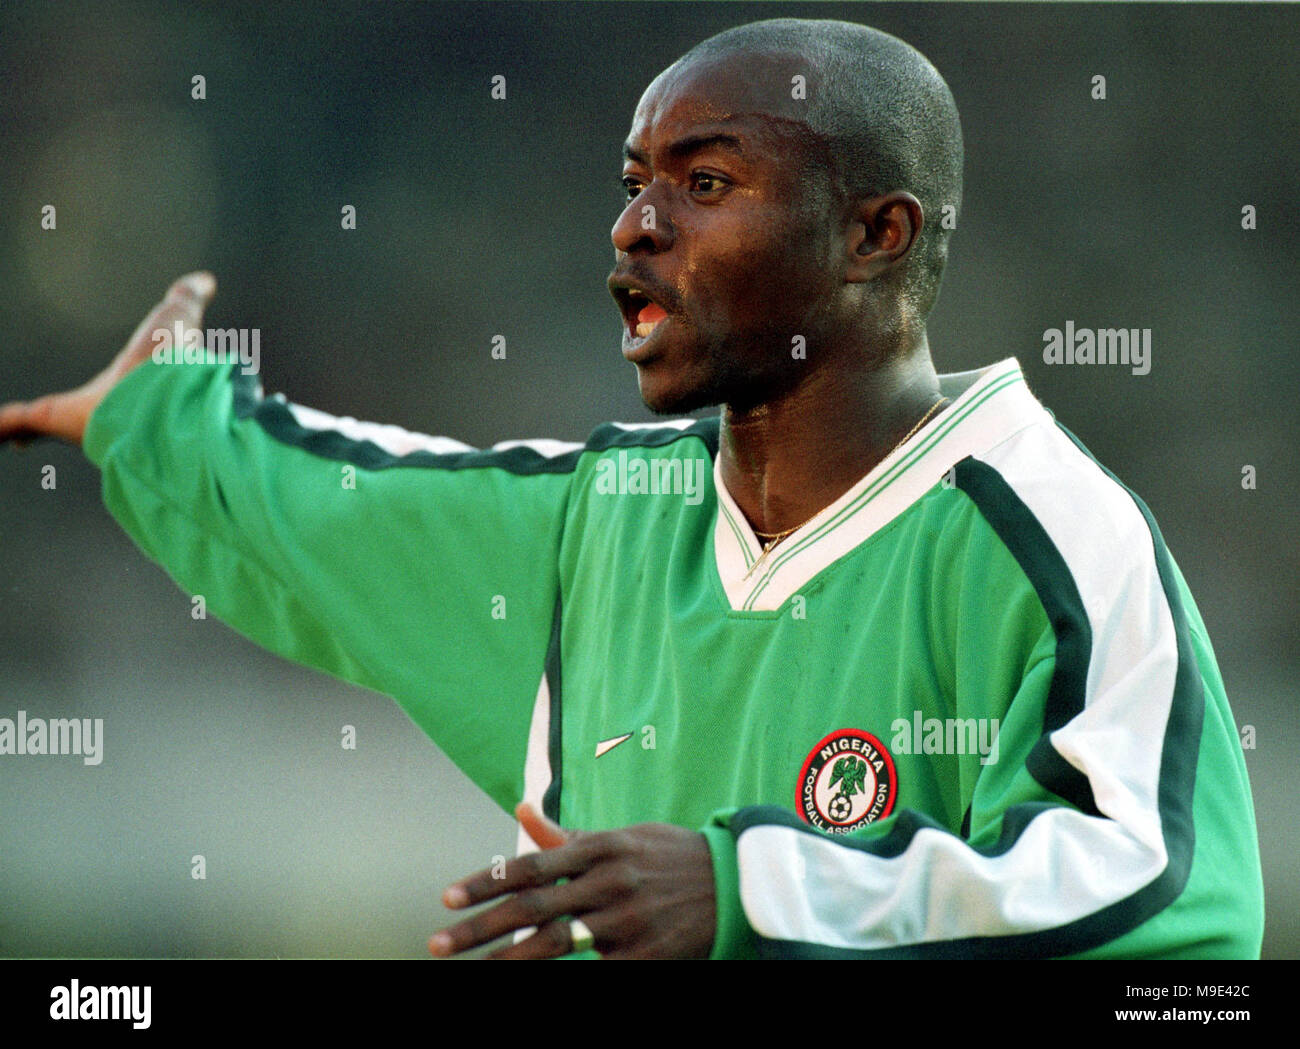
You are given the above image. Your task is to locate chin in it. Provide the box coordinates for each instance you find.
[635,365,723,417]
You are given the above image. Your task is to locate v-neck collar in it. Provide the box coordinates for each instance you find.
[711,358,1049,612]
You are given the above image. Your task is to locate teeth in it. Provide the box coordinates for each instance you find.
[635,321,657,337]
[627,289,645,299]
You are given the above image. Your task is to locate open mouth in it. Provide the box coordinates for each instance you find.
[613,285,670,340]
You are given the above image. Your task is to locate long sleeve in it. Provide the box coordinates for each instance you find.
[701,426,1264,960]
[83,358,579,810]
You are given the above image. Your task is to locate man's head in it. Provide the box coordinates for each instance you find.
[608,18,963,414]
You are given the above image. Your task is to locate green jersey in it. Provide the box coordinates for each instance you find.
[83,354,1264,959]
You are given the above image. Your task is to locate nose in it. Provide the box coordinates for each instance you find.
[611,186,674,255]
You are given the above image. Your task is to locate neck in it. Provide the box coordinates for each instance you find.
[718,333,943,536]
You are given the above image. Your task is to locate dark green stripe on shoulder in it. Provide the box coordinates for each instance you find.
[232,366,719,474]
[232,368,584,475]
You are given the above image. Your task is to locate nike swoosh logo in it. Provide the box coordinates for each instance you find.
[594,732,634,758]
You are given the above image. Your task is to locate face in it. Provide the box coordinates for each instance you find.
[608,52,846,415]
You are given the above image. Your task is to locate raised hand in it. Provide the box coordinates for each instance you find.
[0,271,216,448]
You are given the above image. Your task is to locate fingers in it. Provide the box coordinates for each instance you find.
[431,827,616,957]
[430,874,601,958]
[0,271,220,450]
[119,271,217,367]
[486,916,603,961]
[429,822,716,960]
[443,836,599,911]
[127,272,215,339]
[0,399,37,444]
[515,802,568,850]
[168,271,216,304]
[442,806,581,909]
[0,393,72,446]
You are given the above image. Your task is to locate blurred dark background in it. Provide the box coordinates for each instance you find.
[0,1,1295,958]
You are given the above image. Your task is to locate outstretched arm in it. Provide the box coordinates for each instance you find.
[5,274,579,813]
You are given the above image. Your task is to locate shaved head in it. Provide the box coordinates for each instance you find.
[670,19,964,322]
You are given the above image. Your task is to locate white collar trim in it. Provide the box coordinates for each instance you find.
[712,358,1048,612]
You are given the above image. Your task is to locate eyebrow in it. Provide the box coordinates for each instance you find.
[623,132,748,166]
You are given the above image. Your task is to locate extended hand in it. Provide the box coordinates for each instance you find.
[0,271,216,447]
[429,803,716,959]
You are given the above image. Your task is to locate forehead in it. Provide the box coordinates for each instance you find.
[626,50,820,155]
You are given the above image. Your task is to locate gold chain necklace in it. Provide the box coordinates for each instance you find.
[752,395,950,553]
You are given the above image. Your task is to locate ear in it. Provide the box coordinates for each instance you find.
[845,191,923,283]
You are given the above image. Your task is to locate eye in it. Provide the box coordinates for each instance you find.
[621,175,646,202]
[689,171,730,197]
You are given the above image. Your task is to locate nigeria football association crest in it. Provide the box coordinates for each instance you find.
[797,729,898,833]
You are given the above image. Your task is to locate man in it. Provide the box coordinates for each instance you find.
[0,19,1264,959]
